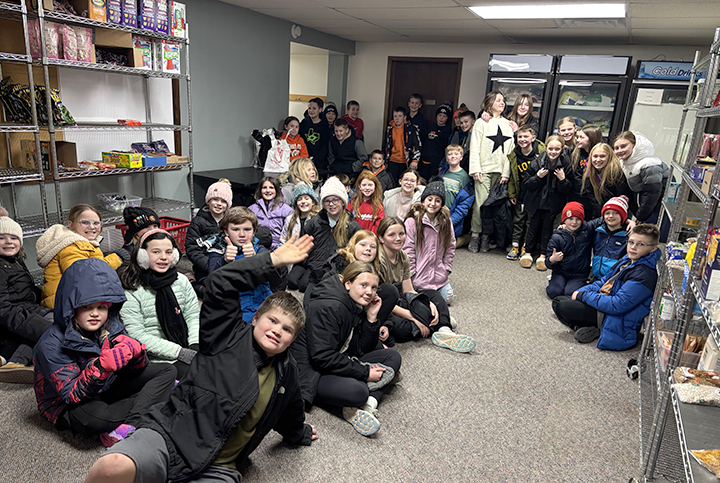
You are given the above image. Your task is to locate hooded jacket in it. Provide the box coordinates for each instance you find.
[328,131,368,176]
[36,224,122,308]
[403,214,456,291]
[289,274,380,405]
[279,132,309,161]
[592,223,628,279]
[185,205,220,280]
[522,150,574,217]
[249,199,294,250]
[362,163,395,193]
[439,166,475,238]
[545,218,603,279]
[620,133,670,222]
[300,209,361,284]
[576,249,661,351]
[139,253,312,482]
[383,186,425,219]
[382,119,421,165]
[508,140,545,202]
[33,259,140,425]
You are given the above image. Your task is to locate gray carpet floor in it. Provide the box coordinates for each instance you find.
[0,249,642,482]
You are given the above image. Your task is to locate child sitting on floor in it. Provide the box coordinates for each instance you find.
[552,223,661,349]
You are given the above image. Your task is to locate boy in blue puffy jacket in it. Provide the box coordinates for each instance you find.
[591,196,629,280]
[552,223,660,349]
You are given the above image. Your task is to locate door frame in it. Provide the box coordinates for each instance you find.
[384,57,464,128]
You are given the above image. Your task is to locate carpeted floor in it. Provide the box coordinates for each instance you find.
[0,248,642,482]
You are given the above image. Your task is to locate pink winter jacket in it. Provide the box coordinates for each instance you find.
[403,214,456,290]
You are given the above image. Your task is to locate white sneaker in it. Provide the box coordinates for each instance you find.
[431,331,476,353]
[343,406,380,436]
[450,316,458,331]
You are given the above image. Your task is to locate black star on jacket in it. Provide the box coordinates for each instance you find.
[487,125,512,154]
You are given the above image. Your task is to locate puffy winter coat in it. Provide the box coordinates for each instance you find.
[36,224,122,308]
[289,274,380,405]
[249,199,293,250]
[481,182,512,249]
[33,259,144,425]
[522,151,574,217]
[140,253,312,482]
[185,206,220,280]
[301,209,361,284]
[545,218,603,279]
[576,249,660,350]
[382,120,421,166]
[592,223,628,279]
[362,164,395,193]
[120,274,200,363]
[621,132,670,222]
[439,166,475,238]
[582,175,633,221]
[404,214,456,291]
[383,186,425,219]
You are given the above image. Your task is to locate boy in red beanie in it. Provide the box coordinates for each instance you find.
[545,201,603,299]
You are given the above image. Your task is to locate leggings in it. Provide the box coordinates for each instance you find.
[552,296,600,330]
[546,273,587,299]
[524,209,554,253]
[59,362,177,435]
[315,348,402,408]
[388,288,451,343]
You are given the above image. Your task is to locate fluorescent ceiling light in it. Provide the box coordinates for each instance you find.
[469,3,626,19]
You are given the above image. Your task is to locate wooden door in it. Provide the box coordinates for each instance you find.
[384,57,463,128]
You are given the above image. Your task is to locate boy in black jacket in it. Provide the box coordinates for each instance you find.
[85,235,318,483]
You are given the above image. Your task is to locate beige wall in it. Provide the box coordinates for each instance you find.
[289,51,329,120]
[348,42,705,152]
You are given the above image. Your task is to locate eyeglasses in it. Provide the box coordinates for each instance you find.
[627,240,656,248]
[323,198,342,206]
[401,178,417,183]
[79,220,102,228]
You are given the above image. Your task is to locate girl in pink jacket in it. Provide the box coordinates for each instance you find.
[403,180,456,304]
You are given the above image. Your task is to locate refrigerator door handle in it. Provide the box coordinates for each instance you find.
[492,78,547,84]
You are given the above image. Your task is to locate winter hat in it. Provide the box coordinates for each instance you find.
[0,206,8,217]
[324,104,338,116]
[602,195,629,223]
[292,182,319,207]
[205,179,233,207]
[421,180,446,206]
[122,206,160,244]
[436,104,452,117]
[561,201,585,223]
[320,176,348,205]
[0,216,23,245]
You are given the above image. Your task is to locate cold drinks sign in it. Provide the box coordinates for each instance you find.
[637,61,704,81]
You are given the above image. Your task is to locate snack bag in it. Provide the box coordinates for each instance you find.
[62,24,78,61]
[75,27,92,63]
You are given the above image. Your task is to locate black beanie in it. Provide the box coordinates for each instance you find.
[436,104,452,117]
[123,206,160,243]
[421,180,446,206]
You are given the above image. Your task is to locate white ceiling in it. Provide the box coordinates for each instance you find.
[221,0,720,46]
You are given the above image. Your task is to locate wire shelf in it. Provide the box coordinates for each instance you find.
[56,164,185,179]
[0,122,39,133]
[0,1,23,14]
[688,278,720,354]
[57,122,189,132]
[697,105,720,118]
[0,166,44,183]
[40,58,188,80]
[0,52,30,63]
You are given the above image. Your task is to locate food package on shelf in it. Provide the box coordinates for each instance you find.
[138,0,155,31]
[672,383,720,407]
[132,36,153,70]
[170,1,186,38]
[154,39,180,73]
[155,0,169,34]
[122,0,138,27]
[0,77,75,126]
[28,19,61,59]
[108,0,122,24]
[97,193,142,212]
[673,366,720,386]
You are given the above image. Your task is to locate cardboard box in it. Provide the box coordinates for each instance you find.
[27,0,54,11]
[170,1,186,38]
[701,263,720,301]
[699,336,720,372]
[132,36,152,69]
[143,154,167,166]
[68,0,106,22]
[166,155,188,164]
[657,329,704,371]
[92,46,144,68]
[691,164,710,182]
[95,28,133,49]
[139,0,155,31]
[103,151,142,168]
[154,39,180,73]
[21,140,78,171]
[155,0,169,34]
[702,167,719,195]
[107,0,122,24]
[122,0,138,27]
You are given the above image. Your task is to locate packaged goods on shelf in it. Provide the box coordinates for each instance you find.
[143,154,166,166]
[28,20,61,59]
[700,337,720,371]
[666,181,681,202]
[78,160,116,170]
[21,140,78,171]
[690,163,712,182]
[677,133,692,164]
[166,155,188,164]
[657,329,706,371]
[102,151,142,168]
[107,0,122,24]
[674,366,720,386]
[131,141,155,153]
[97,193,142,212]
[66,0,107,22]
[154,40,180,73]
[672,383,720,407]
[170,1,186,38]
[122,0,138,27]
[699,133,720,161]
[132,36,153,70]
[701,231,720,301]
[139,0,155,31]
[155,0,169,34]
[701,168,718,195]
[0,77,75,126]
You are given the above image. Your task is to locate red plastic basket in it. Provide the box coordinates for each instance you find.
[116,216,191,253]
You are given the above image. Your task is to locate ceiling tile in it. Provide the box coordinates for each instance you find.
[295,17,372,29]
[369,18,493,29]
[337,7,476,21]
[220,0,317,8]
[251,7,352,19]
[502,28,628,39]
[631,17,720,29]
[314,0,458,7]
[630,2,720,17]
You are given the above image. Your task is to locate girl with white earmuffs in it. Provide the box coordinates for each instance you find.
[119,229,200,380]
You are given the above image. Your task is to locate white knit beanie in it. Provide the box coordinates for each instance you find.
[0,217,23,245]
[320,176,348,205]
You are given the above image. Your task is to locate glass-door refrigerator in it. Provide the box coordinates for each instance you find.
[487,54,556,139]
[624,60,700,166]
[548,55,632,141]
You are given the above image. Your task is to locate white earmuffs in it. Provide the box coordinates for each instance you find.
[137,247,180,270]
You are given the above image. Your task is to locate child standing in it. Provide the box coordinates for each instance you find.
[36,204,125,308]
[324,103,338,129]
[445,110,475,173]
[185,179,233,295]
[557,117,577,152]
[348,170,385,234]
[404,181,456,304]
[250,177,293,250]
[363,149,395,193]
[570,125,603,218]
[407,93,428,136]
[507,93,539,135]
[519,135,573,271]
[0,217,53,383]
[420,103,453,180]
[545,202,602,299]
[279,116,309,162]
[84,237,318,482]
[33,258,176,446]
[439,144,475,241]
[507,126,545,261]
[582,143,632,219]
[300,97,331,170]
[552,224,661,349]
[382,106,422,184]
[592,196,630,279]
[342,100,364,139]
[119,230,200,380]
[209,207,273,323]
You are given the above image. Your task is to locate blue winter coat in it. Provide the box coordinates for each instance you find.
[545,218,603,279]
[439,165,475,238]
[592,223,628,279]
[32,259,144,424]
[576,249,661,351]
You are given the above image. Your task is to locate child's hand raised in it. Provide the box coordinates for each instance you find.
[224,236,238,262]
[241,242,255,258]
[537,168,549,178]
[553,167,565,181]
[271,234,314,268]
[366,294,382,321]
[549,247,564,263]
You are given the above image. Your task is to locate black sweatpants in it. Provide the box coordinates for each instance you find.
[387,161,407,186]
[552,295,600,330]
[58,362,177,435]
[524,209,554,253]
[546,273,587,299]
[388,288,451,343]
[315,348,402,408]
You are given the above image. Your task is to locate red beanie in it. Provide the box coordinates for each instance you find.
[602,195,629,223]
[561,201,585,223]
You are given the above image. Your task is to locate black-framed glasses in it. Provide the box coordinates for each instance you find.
[323,198,342,206]
[627,240,656,248]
